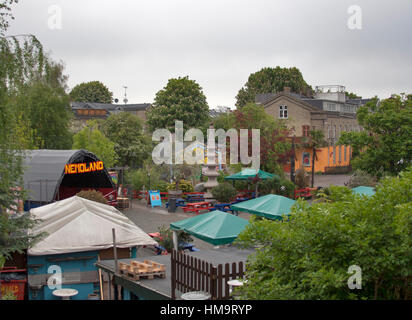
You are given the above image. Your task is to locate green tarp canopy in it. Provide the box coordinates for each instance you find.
[231,194,296,220]
[170,210,249,245]
[352,186,375,196]
[224,168,278,181]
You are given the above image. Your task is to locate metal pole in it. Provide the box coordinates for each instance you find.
[172,231,179,251]
[112,228,118,275]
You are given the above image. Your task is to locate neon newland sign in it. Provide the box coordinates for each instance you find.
[64,161,104,174]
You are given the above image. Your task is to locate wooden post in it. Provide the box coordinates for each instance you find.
[171,250,176,300]
[172,231,179,251]
[112,228,118,274]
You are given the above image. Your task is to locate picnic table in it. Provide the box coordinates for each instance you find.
[165,198,186,208]
[186,194,205,202]
[182,202,212,214]
[209,203,236,214]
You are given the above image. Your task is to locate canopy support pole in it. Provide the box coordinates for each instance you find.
[173,230,178,251]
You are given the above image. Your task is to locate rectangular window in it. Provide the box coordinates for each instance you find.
[279,105,288,119]
[302,125,310,137]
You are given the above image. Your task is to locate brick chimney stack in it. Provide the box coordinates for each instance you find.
[283,86,291,93]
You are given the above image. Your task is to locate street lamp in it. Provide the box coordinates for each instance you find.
[147,172,151,191]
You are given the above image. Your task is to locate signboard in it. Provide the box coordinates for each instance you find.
[149,190,162,208]
[109,171,118,185]
[64,161,104,174]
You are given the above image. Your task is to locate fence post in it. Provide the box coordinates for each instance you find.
[171,250,176,300]
[210,266,218,300]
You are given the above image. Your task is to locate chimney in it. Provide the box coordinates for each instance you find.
[283,86,291,94]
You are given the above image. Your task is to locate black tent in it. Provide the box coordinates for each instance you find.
[22,149,115,207]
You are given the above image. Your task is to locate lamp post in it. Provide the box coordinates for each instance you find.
[147,172,151,191]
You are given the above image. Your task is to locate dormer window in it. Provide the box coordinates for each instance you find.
[279,105,288,119]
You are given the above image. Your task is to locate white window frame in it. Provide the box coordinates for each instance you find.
[279,105,288,119]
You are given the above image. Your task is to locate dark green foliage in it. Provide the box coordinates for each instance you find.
[236,67,312,109]
[72,120,118,168]
[12,81,73,149]
[69,81,113,103]
[146,76,210,132]
[211,183,237,203]
[101,112,152,168]
[338,94,412,177]
[235,167,412,300]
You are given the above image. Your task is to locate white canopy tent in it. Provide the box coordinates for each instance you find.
[28,196,157,256]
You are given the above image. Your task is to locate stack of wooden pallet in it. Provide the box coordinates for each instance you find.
[118,260,166,280]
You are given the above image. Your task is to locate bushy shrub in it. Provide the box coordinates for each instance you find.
[235,167,412,300]
[347,170,378,188]
[294,168,310,189]
[274,178,296,198]
[178,179,194,193]
[211,183,237,203]
[315,185,354,203]
[76,189,108,204]
[156,225,193,252]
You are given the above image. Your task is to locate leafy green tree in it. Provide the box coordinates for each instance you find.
[12,81,72,149]
[345,91,361,99]
[338,94,412,177]
[72,120,118,168]
[235,167,412,300]
[303,130,327,187]
[146,76,210,132]
[70,80,113,103]
[102,111,152,168]
[0,0,45,281]
[236,67,312,109]
[214,103,291,174]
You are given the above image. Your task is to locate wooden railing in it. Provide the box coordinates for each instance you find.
[171,250,244,300]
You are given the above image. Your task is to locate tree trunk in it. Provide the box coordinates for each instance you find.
[311,147,316,188]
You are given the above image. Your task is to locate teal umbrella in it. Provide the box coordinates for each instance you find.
[231,194,296,220]
[224,169,278,180]
[352,186,375,196]
[170,210,249,245]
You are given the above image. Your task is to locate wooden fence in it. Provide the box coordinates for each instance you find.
[171,250,244,300]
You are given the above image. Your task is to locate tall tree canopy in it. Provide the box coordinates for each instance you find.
[338,94,412,177]
[101,112,152,168]
[72,120,118,168]
[69,80,113,104]
[146,76,210,132]
[213,103,291,174]
[0,0,45,265]
[236,67,312,109]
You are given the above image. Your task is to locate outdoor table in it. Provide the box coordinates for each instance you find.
[209,203,235,214]
[186,194,205,203]
[52,288,78,300]
[166,198,185,208]
[181,291,211,300]
[182,202,212,214]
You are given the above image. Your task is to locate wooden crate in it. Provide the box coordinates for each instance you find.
[118,260,166,280]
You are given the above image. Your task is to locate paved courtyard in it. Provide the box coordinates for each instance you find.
[121,174,352,253]
[122,199,252,252]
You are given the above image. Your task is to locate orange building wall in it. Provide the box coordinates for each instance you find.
[284,145,352,173]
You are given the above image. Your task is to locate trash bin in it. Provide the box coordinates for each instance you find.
[0,267,27,300]
[168,197,177,213]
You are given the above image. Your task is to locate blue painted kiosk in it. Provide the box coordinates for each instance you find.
[27,196,157,300]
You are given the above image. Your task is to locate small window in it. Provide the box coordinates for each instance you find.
[302,125,310,137]
[279,105,288,119]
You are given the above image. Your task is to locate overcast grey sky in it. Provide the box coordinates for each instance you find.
[7,0,412,108]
